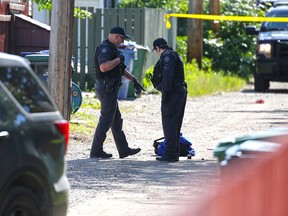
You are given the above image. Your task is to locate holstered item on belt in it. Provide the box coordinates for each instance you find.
[99,77,122,92]
[174,81,187,93]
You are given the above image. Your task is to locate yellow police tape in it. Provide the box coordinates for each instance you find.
[165,14,288,29]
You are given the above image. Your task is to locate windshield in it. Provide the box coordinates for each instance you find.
[261,10,288,31]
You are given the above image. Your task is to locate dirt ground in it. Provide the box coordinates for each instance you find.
[66,82,288,216]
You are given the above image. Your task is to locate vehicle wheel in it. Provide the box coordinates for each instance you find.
[254,73,269,92]
[0,186,42,216]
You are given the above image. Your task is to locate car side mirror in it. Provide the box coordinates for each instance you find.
[246,26,259,35]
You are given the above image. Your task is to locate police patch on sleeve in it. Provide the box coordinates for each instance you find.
[164,56,170,63]
[101,48,107,53]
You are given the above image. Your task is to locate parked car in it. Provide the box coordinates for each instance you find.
[246,2,288,91]
[0,53,69,216]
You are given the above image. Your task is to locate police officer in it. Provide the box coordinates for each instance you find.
[151,38,187,162]
[90,27,143,159]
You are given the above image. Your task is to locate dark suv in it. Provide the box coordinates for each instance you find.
[246,2,288,91]
[0,53,69,216]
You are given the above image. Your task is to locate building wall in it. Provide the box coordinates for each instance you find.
[32,2,50,25]
[32,0,103,25]
[75,0,103,8]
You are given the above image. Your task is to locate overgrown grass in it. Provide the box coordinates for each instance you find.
[184,61,247,97]
[143,60,247,97]
[70,95,101,136]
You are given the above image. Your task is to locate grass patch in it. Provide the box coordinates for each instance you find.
[185,62,247,97]
[70,95,100,136]
[70,111,97,135]
[143,60,247,97]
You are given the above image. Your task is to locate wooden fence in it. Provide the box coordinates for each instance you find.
[72,8,177,90]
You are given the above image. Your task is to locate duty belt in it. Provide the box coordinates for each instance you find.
[95,77,122,92]
[95,79,109,85]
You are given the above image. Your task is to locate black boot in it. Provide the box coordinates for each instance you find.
[90,150,113,159]
[119,148,141,159]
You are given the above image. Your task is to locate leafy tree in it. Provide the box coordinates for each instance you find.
[118,0,188,13]
[203,0,268,79]
[34,0,91,18]
[118,0,188,35]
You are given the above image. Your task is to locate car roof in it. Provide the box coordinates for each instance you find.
[0,52,30,68]
[266,4,288,14]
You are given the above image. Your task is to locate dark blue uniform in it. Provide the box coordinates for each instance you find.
[152,47,187,160]
[90,39,130,157]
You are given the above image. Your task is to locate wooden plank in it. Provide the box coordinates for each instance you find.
[79,7,86,89]
[95,8,102,45]
[72,17,79,85]
[110,8,118,28]
[134,8,142,44]
[87,7,95,90]
[103,9,111,37]
[118,8,125,28]
[125,9,133,39]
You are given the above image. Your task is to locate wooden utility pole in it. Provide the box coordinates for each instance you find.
[209,0,220,33]
[187,0,203,69]
[48,0,74,120]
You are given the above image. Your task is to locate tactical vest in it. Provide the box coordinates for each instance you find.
[94,40,122,80]
[151,48,185,90]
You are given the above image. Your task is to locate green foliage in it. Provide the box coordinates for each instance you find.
[176,36,188,62]
[118,0,188,35]
[34,0,51,10]
[118,0,188,13]
[143,66,159,94]
[203,0,268,79]
[184,60,247,97]
[34,0,92,19]
[143,58,247,97]
[74,8,92,19]
[70,96,100,135]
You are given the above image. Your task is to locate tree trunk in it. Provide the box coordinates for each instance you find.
[187,0,203,69]
[209,0,220,34]
[48,0,74,120]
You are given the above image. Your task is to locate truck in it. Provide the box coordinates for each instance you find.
[246,2,288,91]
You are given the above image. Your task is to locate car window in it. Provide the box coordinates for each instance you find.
[262,10,288,30]
[0,66,56,113]
[0,83,20,126]
[30,62,49,86]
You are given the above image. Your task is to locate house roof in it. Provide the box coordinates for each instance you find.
[15,14,51,31]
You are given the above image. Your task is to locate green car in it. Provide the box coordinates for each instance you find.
[0,53,69,216]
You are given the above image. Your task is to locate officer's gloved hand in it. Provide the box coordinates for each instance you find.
[132,77,145,95]
[118,53,125,64]
[119,64,127,76]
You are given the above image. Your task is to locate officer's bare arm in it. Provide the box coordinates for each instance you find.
[99,57,122,72]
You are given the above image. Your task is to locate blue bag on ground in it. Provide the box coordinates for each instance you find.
[153,133,195,157]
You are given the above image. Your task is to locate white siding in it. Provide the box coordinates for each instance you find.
[32,2,50,25]
[75,0,103,8]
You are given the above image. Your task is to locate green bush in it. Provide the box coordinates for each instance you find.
[143,58,247,97]
[184,60,247,97]
[203,0,267,79]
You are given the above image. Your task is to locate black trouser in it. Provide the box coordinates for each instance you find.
[90,81,129,156]
[161,86,187,158]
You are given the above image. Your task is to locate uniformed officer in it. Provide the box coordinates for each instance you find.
[151,38,187,162]
[90,27,143,159]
